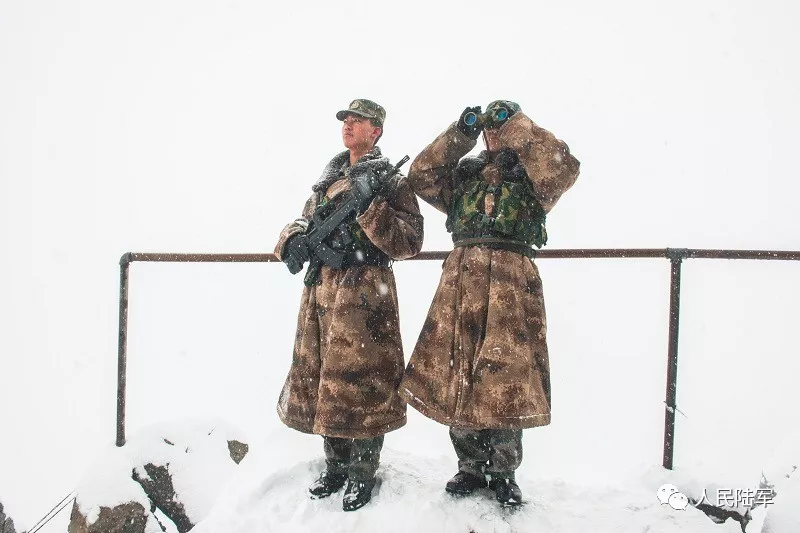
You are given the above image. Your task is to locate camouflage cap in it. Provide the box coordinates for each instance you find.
[336,99,386,125]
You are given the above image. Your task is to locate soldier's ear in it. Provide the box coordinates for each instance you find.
[371,126,383,146]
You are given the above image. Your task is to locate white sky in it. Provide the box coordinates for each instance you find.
[1,0,799,530]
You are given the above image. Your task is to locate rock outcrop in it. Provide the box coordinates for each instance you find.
[69,419,248,533]
[0,502,19,533]
[68,502,149,533]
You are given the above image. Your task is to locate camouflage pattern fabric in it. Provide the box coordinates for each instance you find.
[399,112,579,430]
[447,157,547,248]
[499,113,580,214]
[324,435,385,481]
[450,427,523,478]
[336,98,386,125]
[274,146,424,439]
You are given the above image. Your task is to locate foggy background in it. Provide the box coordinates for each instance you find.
[1,0,798,529]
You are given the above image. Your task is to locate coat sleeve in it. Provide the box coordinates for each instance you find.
[273,194,316,260]
[407,123,477,214]
[356,175,424,260]
[498,112,580,214]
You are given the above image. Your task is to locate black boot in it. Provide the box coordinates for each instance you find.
[308,471,348,499]
[445,471,488,495]
[491,475,523,507]
[342,478,376,511]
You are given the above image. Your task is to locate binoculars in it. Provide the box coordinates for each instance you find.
[463,107,511,129]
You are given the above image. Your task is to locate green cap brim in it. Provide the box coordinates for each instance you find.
[336,109,379,122]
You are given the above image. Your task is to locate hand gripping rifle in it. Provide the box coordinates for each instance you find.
[284,155,410,286]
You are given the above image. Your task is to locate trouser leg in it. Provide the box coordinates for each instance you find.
[323,436,352,476]
[485,429,523,477]
[449,427,491,478]
[348,436,384,481]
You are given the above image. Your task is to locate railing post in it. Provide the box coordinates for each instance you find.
[663,248,686,469]
[116,253,132,446]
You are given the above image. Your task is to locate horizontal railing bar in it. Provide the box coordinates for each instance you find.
[681,249,800,261]
[120,248,800,265]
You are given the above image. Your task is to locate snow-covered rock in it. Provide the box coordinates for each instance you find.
[68,501,151,533]
[68,430,184,533]
[0,502,19,533]
[633,461,768,531]
[131,463,193,532]
[70,419,248,533]
[625,430,800,533]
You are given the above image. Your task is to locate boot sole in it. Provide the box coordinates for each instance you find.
[342,498,371,512]
[498,498,525,508]
[446,484,489,495]
[445,487,475,495]
[308,483,347,499]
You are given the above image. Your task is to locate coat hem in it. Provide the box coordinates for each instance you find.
[277,404,407,439]
[400,387,551,430]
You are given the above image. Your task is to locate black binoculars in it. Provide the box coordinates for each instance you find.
[463,107,511,129]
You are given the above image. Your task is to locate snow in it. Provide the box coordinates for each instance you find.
[67,420,799,532]
[760,431,800,532]
[73,419,247,529]
[2,1,800,532]
[762,431,800,493]
[193,431,742,533]
[74,449,151,519]
[764,474,800,532]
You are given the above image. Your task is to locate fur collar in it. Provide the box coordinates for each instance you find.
[312,146,390,193]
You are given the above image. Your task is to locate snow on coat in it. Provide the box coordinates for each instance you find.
[274,147,423,439]
[399,112,579,429]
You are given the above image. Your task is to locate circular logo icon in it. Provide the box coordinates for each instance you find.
[668,492,689,510]
[657,484,679,505]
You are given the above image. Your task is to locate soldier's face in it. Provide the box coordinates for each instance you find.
[341,114,381,150]
[483,128,502,152]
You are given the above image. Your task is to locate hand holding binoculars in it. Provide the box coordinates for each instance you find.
[457,104,514,140]
[462,107,511,129]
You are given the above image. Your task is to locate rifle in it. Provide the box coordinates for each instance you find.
[284,155,410,286]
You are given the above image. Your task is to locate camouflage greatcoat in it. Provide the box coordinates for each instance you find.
[274,147,423,439]
[399,112,580,429]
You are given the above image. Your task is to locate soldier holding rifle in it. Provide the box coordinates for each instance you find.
[273,99,423,511]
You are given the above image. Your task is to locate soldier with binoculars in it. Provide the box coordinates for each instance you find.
[399,99,580,507]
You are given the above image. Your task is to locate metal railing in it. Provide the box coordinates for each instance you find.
[116,248,800,469]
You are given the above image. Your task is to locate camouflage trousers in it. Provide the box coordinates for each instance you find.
[323,435,384,481]
[450,427,523,478]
